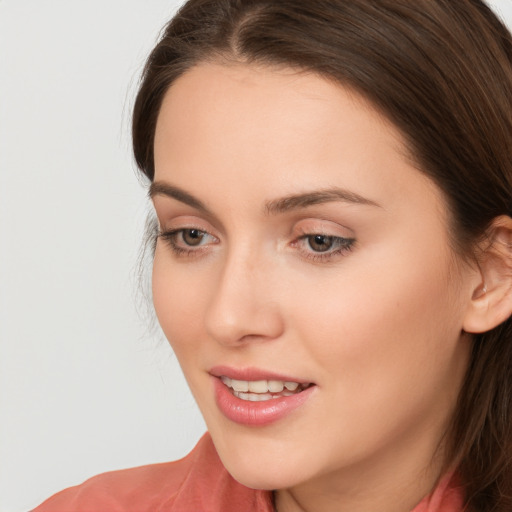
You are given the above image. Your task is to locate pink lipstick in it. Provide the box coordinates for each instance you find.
[210,366,316,426]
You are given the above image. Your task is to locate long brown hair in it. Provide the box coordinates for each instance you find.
[132,1,512,509]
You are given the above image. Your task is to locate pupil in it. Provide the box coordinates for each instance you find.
[183,229,203,246]
[309,235,333,252]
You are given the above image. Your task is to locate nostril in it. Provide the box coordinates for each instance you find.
[204,290,284,346]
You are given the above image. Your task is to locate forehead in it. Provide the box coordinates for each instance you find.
[153,62,443,222]
[155,62,406,152]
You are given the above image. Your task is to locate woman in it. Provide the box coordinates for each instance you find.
[34,0,512,511]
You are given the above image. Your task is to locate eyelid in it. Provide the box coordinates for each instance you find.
[152,200,224,236]
[292,218,355,238]
[158,227,219,258]
[156,213,220,259]
[157,216,356,263]
[290,219,356,262]
[155,213,215,232]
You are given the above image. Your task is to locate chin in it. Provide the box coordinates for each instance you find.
[210,428,315,491]
[222,454,307,491]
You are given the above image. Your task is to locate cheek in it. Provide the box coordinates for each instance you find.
[151,248,207,354]
[291,243,467,415]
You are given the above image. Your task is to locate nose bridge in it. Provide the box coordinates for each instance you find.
[204,240,283,345]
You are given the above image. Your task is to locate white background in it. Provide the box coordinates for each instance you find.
[1,1,511,511]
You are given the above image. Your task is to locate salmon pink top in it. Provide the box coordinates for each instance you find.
[33,433,463,512]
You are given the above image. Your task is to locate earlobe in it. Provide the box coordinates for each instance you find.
[462,216,512,334]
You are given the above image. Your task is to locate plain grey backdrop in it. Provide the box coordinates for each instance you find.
[1,1,511,511]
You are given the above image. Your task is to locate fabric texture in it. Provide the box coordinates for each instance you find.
[33,432,463,512]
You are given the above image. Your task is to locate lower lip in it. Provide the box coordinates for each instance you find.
[213,377,315,426]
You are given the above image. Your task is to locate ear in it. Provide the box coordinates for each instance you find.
[463,215,512,334]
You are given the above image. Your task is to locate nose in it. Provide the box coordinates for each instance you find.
[204,248,285,346]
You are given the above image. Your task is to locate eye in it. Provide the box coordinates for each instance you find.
[293,232,355,262]
[307,234,336,252]
[158,227,218,256]
[181,229,207,246]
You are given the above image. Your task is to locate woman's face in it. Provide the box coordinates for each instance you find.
[151,63,475,492]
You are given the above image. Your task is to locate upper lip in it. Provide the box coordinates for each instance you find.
[209,365,314,384]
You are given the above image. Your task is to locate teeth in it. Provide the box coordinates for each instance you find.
[234,391,278,401]
[268,380,284,392]
[231,379,249,392]
[248,380,268,393]
[221,377,307,395]
[220,376,232,387]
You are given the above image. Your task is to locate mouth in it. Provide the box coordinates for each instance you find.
[220,376,313,402]
[210,367,316,426]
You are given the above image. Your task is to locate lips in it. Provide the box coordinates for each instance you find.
[210,366,316,426]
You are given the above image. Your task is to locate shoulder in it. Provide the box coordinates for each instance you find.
[411,473,464,512]
[32,432,273,512]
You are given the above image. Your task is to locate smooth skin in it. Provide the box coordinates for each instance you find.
[151,63,493,512]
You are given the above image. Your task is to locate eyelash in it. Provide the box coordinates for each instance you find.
[293,234,355,262]
[158,228,217,258]
[158,228,355,262]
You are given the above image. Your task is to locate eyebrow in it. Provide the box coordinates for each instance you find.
[265,188,381,214]
[149,182,210,214]
[149,181,381,215]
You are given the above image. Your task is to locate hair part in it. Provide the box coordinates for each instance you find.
[132,1,512,509]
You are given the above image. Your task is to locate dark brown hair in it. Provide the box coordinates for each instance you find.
[132,1,512,509]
